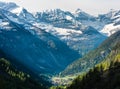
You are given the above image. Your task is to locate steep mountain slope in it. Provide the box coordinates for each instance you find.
[66,57,120,89]
[0,2,108,58]
[1,1,120,75]
[62,31,120,76]
[1,2,120,37]
[64,42,120,89]
[99,10,120,36]
[52,31,120,89]
[35,8,105,30]
[35,9,82,30]
[18,8,35,22]
[0,57,49,89]
[0,8,80,74]
[0,2,18,11]
[0,2,107,57]
[34,22,106,56]
[74,9,106,30]
[36,9,120,37]
[33,8,109,57]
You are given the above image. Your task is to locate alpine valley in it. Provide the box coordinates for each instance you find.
[0,2,120,89]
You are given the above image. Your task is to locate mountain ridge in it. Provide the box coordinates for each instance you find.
[0,1,119,76]
[61,30,120,76]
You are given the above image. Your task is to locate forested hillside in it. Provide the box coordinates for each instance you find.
[0,58,49,89]
[66,43,120,89]
[52,32,120,89]
[62,31,120,76]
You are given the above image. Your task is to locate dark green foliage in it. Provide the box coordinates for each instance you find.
[56,33,120,89]
[67,61,120,89]
[65,41,120,89]
[0,58,48,89]
[50,86,65,89]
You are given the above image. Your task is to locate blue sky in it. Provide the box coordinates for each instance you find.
[0,0,120,16]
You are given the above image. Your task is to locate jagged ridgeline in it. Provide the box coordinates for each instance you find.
[62,30,120,76]
[0,57,50,89]
[0,1,120,89]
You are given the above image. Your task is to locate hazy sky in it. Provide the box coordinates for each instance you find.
[0,0,120,16]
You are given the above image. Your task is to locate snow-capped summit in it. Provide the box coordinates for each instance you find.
[0,1,108,75]
[0,2,34,22]
[0,2,80,74]
[75,8,83,14]
[74,8,95,21]
[75,8,88,16]
[35,9,82,29]
[18,8,35,22]
[105,9,120,20]
[98,9,120,23]
[11,7,23,16]
[72,8,106,30]
[0,2,18,11]
[99,9,120,36]
[0,2,24,17]
[36,9,71,21]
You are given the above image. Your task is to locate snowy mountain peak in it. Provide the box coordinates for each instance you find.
[0,1,108,74]
[0,1,23,16]
[0,1,18,11]
[40,8,65,15]
[53,8,64,13]
[21,8,28,14]
[75,8,83,14]
[99,9,120,23]
[18,8,35,22]
[99,9,120,36]
[106,9,120,19]
[11,7,23,15]
[74,8,95,21]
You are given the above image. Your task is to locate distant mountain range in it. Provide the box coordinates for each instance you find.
[0,1,120,76]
